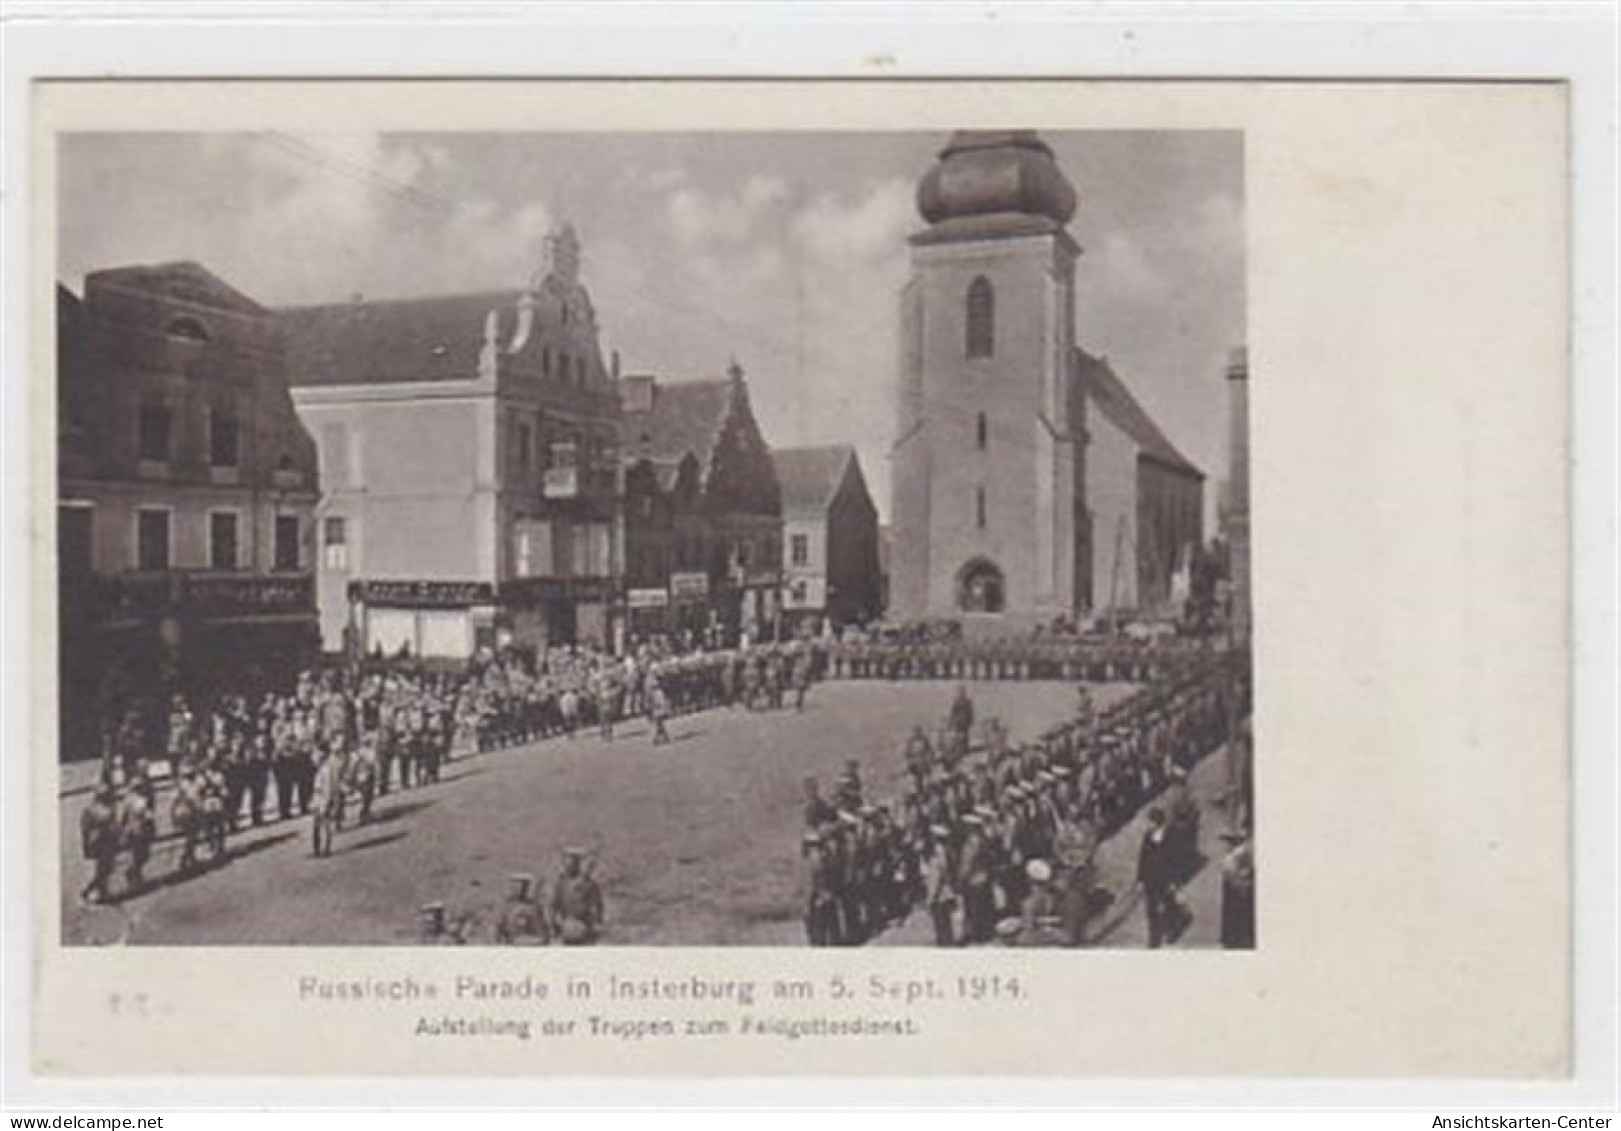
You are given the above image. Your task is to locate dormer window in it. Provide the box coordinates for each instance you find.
[165,316,211,342]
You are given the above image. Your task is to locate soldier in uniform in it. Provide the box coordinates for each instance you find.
[1020,859,1064,946]
[647,676,672,746]
[494,873,552,945]
[803,831,840,946]
[597,669,623,740]
[803,776,836,829]
[309,746,344,859]
[1135,807,1180,948]
[164,694,194,783]
[418,901,465,945]
[1053,808,1099,947]
[924,824,960,947]
[761,649,782,711]
[245,732,273,826]
[171,766,207,873]
[901,725,934,787]
[79,785,120,904]
[349,732,379,825]
[1219,829,1256,949]
[947,686,975,762]
[957,813,996,945]
[834,760,864,811]
[117,781,156,893]
[551,848,604,945]
[790,647,813,712]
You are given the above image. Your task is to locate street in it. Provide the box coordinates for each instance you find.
[61,678,1235,948]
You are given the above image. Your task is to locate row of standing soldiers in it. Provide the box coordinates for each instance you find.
[823,636,1200,684]
[801,649,1249,947]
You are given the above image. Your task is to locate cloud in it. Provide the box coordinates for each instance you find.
[665,175,792,248]
[1095,231,1169,303]
[791,177,914,265]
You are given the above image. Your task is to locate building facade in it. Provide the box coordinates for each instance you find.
[890,130,1087,622]
[620,364,783,645]
[774,445,882,633]
[57,262,321,758]
[1076,349,1206,614]
[284,224,623,659]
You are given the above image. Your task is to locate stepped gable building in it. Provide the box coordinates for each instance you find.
[619,363,783,644]
[773,445,882,633]
[56,262,321,759]
[889,129,1202,623]
[283,223,624,657]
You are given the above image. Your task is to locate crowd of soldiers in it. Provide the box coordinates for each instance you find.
[415,848,606,946]
[76,637,823,907]
[800,646,1250,948]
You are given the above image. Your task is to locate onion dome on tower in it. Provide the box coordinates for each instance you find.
[912,130,1078,245]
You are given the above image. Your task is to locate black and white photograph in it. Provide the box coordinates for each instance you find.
[53,124,1254,949]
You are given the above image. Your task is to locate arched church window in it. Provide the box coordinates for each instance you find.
[965,276,994,359]
[976,486,987,529]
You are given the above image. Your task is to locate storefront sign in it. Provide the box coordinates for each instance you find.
[502,575,619,605]
[670,571,709,599]
[190,574,315,618]
[627,587,670,609]
[744,570,783,589]
[350,579,496,608]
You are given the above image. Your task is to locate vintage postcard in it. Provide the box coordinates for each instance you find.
[29,79,1568,1078]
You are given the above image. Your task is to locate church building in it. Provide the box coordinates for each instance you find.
[889,129,1203,623]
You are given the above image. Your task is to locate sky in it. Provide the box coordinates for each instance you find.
[58,130,1244,524]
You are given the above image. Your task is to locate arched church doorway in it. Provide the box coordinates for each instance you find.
[956,558,1006,613]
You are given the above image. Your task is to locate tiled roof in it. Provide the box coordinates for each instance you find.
[1075,348,1203,478]
[280,291,516,386]
[85,261,268,316]
[622,378,734,477]
[773,445,854,514]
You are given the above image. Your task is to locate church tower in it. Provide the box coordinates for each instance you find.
[890,130,1085,621]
